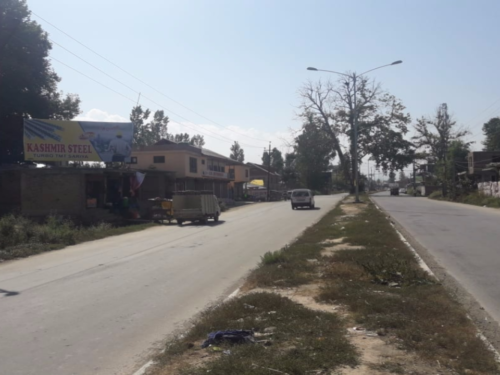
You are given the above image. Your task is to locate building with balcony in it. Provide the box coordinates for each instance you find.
[131,140,243,198]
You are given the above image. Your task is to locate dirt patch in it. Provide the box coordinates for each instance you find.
[321,244,365,257]
[320,237,346,245]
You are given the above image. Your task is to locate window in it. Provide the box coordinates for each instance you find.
[190,157,198,173]
[229,169,235,179]
[153,156,165,163]
[492,155,500,163]
[245,169,249,178]
[202,159,205,165]
[129,156,138,164]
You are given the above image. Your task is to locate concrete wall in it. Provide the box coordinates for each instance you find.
[132,151,192,177]
[478,182,500,198]
[21,171,84,216]
[233,165,250,183]
[0,170,21,214]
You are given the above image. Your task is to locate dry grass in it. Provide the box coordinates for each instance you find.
[318,199,499,374]
[150,195,499,375]
[152,292,357,375]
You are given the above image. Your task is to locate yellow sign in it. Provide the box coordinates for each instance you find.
[23,119,133,162]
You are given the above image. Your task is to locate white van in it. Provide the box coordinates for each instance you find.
[291,189,315,209]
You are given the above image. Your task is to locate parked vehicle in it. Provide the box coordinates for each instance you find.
[389,183,399,196]
[286,190,293,200]
[173,191,221,225]
[291,189,315,209]
[399,187,407,194]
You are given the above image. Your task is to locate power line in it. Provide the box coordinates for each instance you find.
[49,57,259,147]
[48,38,264,148]
[32,11,270,143]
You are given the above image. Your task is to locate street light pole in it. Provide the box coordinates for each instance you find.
[307,61,402,203]
[352,73,359,202]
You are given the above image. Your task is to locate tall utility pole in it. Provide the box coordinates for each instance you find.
[352,73,359,201]
[267,142,271,201]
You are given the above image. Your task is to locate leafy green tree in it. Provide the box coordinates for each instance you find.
[262,147,284,173]
[130,106,204,147]
[190,134,205,147]
[0,0,81,163]
[294,114,336,191]
[229,141,245,162]
[130,106,168,147]
[482,117,500,151]
[413,103,469,196]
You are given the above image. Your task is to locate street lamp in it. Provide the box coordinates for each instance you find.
[307,60,402,203]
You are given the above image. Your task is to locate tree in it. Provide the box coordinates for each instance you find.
[398,170,407,183]
[229,141,245,162]
[130,106,205,147]
[130,106,168,147]
[482,117,500,151]
[300,76,412,192]
[388,171,396,183]
[0,0,81,163]
[190,134,205,148]
[262,147,284,173]
[294,114,336,191]
[412,103,469,196]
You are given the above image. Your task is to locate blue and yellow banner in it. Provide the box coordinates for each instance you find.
[23,119,134,162]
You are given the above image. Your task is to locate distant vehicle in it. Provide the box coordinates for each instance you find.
[286,190,293,200]
[389,183,399,196]
[291,189,315,209]
[399,187,407,194]
[173,191,221,225]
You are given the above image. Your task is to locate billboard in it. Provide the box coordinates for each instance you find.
[23,119,134,162]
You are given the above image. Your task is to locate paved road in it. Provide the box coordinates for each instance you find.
[372,191,500,326]
[0,195,344,375]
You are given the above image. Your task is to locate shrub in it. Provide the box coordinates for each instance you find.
[260,248,287,265]
[428,190,443,200]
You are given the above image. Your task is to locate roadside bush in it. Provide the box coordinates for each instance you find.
[260,248,287,265]
[428,190,443,200]
[462,192,500,208]
[0,214,153,261]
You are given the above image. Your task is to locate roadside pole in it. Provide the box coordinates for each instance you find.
[267,142,271,201]
[413,161,417,197]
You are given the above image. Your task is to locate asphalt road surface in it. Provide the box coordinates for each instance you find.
[0,195,345,375]
[372,191,500,327]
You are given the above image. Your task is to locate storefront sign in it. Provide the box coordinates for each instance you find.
[23,119,134,162]
[202,170,228,179]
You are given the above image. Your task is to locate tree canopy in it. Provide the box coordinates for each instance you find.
[0,0,81,163]
[262,147,284,173]
[130,105,205,147]
[482,117,500,151]
[229,141,245,162]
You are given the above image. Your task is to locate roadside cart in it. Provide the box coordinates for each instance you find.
[148,198,174,224]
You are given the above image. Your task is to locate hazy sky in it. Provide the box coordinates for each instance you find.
[28,0,500,174]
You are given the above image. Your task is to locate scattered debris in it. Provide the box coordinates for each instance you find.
[201,330,255,348]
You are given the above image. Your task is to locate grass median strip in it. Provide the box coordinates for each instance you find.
[150,196,499,375]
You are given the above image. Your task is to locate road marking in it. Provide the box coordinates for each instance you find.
[390,223,437,279]
[224,287,240,301]
[132,359,154,375]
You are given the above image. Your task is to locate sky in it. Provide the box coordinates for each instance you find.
[27,0,500,178]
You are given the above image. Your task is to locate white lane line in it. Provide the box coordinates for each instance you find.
[132,359,154,375]
[390,223,437,279]
[224,287,240,302]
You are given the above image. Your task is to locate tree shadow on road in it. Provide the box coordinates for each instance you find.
[0,288,20,297]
